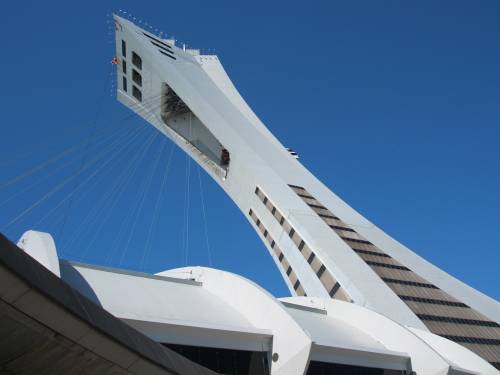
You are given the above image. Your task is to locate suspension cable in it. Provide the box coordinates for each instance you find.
[197,165,213,267]
[118,133,162,266]
[2,124,143,231]
[140,141,176,270]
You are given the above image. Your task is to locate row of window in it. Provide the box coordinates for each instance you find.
[365,260,411,271]
[440,335,500,346]
[249,209,306,296]
[399,295,469,308]
[341,237,373,245]
[353,248,392,258]
[329,225,355,232]
[289,185,447,290]
[121,40,143,102]
[254,186,350,301]
[288,183,500,366]
[121,40,143,69]
[417,314,500,328]
[381,277,439,289]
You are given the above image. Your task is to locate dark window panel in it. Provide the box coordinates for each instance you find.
[121,40,126,57]
[298,240,305,251]
[317,265,326,278]
[132,86,142,101]
[329,282,341,297]
[132,69,142,87]
[132,51,142,69]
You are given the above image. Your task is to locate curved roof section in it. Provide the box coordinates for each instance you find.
[160,267,411,373]
[14,228,496,375]
[281,296,498,375]
[62,262,414,373]
[61,262,266,336]
[281,301,411,371]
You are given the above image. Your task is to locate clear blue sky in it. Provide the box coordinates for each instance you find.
[0,1,499,300]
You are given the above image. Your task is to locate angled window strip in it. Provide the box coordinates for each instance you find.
[288,184,500,364]
[253,186,350,301]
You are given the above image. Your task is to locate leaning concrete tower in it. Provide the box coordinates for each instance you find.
[113,15,500,369]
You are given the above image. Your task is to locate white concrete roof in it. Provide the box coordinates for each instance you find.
[60,262,268,336]
[58,259,500,374]
[282,302,411,371]
[61,262,414,374]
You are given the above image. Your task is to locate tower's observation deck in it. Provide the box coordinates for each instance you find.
[113,15,500,369]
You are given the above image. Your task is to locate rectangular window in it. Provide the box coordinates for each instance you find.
[255,187,260,194]
[317,265,326,278]
[256,219,260,227]
[122,76,127,92]
[289,228,295,238]
[271,240,275,248]
[132,69,142,87]
[307,252,315,264]
[278,253,284,262]
[280,217,285,225]
[329,282,341,297]
[286,266,292,276]
[132,51,142,69]
[271,207,276,215]
[298,240,305,251]
[263,197,268,205]
[121,40,126,57]
[263,230,268,237]
[122,60,127,74]
[132,86,142,101]
[293,280,300,290]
